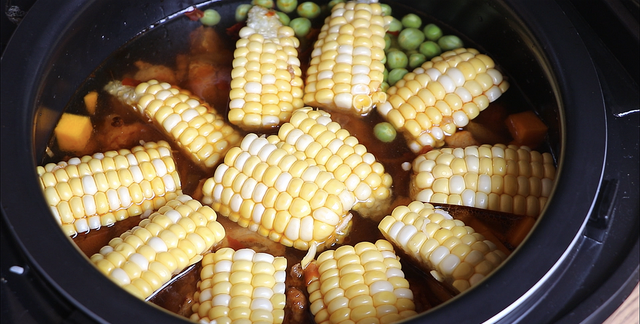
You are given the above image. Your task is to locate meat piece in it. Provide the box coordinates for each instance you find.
[288,263,305,288]
[444,130,481,148]
[284,287,309,324]
[175,53,189,84]
[216,217,287,256]
[189,26,233,61]
[185,55,232,111]
[133,60,177,84]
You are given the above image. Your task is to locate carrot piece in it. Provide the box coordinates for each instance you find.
[505,110,548,149]
[83,91,98,115]
[55,113,93,153]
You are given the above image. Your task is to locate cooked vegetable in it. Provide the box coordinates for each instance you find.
[236,4,253,21]
[38,141,182,237]
[379,3,391,16]
[374,122,397,143]
[200,9,221,26]
[229,5,305,131]
[378,48,510,153]
[201,132,356,263]
[423,23,442,41]
[386,50,408,70]
[54,113,93,153]
[290,17,312,37]
[409,53,427,69]
[328,0,346,9]
[387,68,408,86]
[398,28,425,51]
[297,1,321,19]
[277,0,298,13]
[303,0,393,115]
[276,11,291,25]
[419,40,441,59]
[305,240,418,324]
[90,194,225,299]
[274,108,393,218]
[84,91,98,115]
[438,35,464,51]
[190,248,287,323]
[378,201,507,293]
[388,17,403,33]
[505,110,549,149]
[410,144,556,217]
[253,0,275,9]
[104,79,242,173]
[401,13,422,29]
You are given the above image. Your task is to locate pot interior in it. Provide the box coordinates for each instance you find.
[2,0,609,323]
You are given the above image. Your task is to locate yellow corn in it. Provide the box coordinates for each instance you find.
[201,133,355,261]
[378,48,510,153]
[37,141,182,237]
[410,144,555,218]
[303,0,392,115]
[229,5,304,131]
[273,107,393,219]
[104,79,242,173]
[305,240,418,324]
[89,194,226,300]
[190,248,287,323]
[378,201,507,293]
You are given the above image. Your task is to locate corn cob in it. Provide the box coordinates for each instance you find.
[229,5,304,131]
[37,141,182,237]
[377,48,510,153]
[273,107,393,219]
[104,79,242,173]
[305,240,418,324]
[378,201,507,293]
[190,248,287,324]
[410,144,555,218]
[201,133,355,261]
[89,194,226,299]
[303,0,392,115]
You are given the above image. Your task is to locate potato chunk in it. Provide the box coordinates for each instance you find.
[54,113,93,152]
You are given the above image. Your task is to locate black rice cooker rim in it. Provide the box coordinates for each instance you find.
[0,0,607,323]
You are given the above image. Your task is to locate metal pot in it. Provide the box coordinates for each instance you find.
[1,0,637,323]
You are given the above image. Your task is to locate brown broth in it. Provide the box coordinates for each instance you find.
[42,2,543,322]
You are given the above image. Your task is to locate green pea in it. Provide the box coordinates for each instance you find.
[252,0,274,8]
[328,0,345,8]
[297,2,321,19]
[235,4,252,22]
[401,13,422,29]
[380,3,392,16]
[438,35,464,50]
[276,0,297,13]
[384,33,392,51]
[406,49,419,56]
[423,23,442,41]
[419,40,441,59]
[388,18,403,33]
[409,53,426,69]
[398,27,425,51]
[290,17,312,37]
[200,9,221,26]
[276,11,290,25]
[383,69,388,82]
[386,51,408,69]
[374,122,397,143]
[380,81,390,93]
[388,68,408,86]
